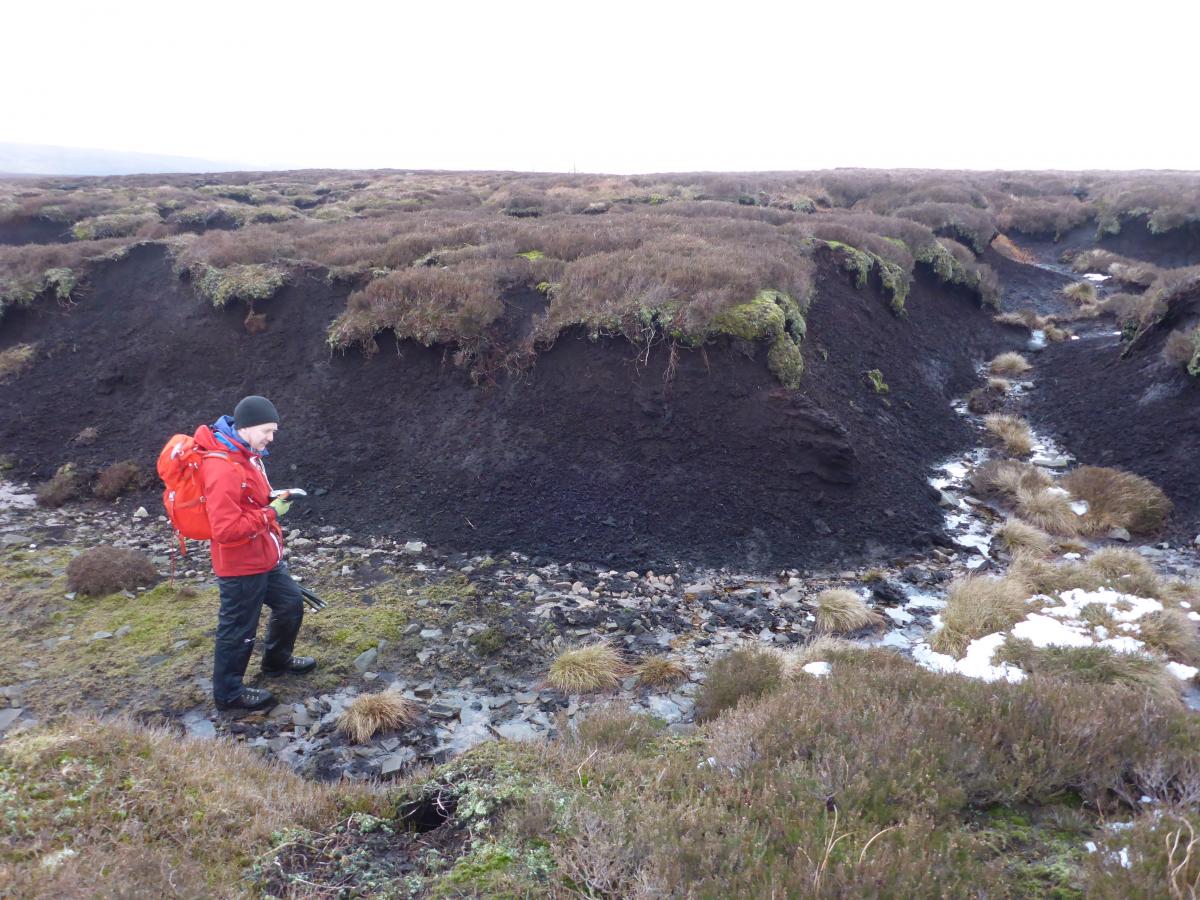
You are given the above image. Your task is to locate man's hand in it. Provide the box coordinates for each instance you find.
[269,495,292,517]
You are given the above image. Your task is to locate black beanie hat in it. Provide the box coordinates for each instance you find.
[233,395,280,429]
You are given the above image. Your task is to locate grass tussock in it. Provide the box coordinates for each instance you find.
[813,589,884,633]
[983,413,1035,456]
[1008,547,1174,602]
[1063,281,1098,306]
[546,642,629,693]
[1015,487,1082,536]
[1062,465,1173,536]
[1163,326,1200,376]
[35,463,85,508]
[0,717,384,897]
[0,342,37,381]
[694,646,784,723]
[988,351,1032,377]
[969,458,1053,499]
[1136,610,1200,667]
[336,690,421,743]
[993,518,1055,557]
[634,655,688,689]
[65,546,158,597]
[930,576,1031,656]
[996,638,1181,703]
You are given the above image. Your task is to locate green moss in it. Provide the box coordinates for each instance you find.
[439,841,516,887]
[194,264,286,308]
[248,205,298,224]
[704,289,807,388]
[469,627,507,656]
[70,211,156,241]
[866,368,889,393]
[516,250,544,260]
[825,240,873,288]
[766,335,804,388]
[824,241,910,313]
[43,268,77,302]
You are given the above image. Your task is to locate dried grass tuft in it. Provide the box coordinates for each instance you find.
[634,655,689,689]
[988,352,1032,377]
[984,414,1035,457]
[993,518,1055,557]
[547,642,630,693]
[1062,466,1172,536]
[336,691,420,744]
[931,576,1031,656]
[1015,487,1081,536]
[813,589,884,633]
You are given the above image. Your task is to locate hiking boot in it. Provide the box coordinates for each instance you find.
[214,687,276,711]
[261,655,317,677]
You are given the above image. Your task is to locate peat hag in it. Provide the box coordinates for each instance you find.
[0,244,1016,569]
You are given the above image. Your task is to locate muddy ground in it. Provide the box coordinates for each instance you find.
[0,245,1018,570]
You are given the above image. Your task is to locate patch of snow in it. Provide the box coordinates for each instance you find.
[884,607,913,625]
[1167,662,1199,681]
[1098,636,1146,655]
[801,661,831,677]
[1070,500,1089,516]
[1083,273,1110,282]
[912,635,1026,684]
[905,592,946,610]
[1012,613,1094,648]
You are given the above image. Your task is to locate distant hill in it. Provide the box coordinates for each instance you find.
[0,142,257,176]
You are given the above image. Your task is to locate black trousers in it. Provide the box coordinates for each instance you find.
[212,560,304,704]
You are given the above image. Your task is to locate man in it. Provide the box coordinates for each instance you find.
[194,395,316,711]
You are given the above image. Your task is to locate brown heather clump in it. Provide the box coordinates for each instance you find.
[930,576,1030,656]
[336,691,421,743]
[547,643,629,693]
[65,546,158,597]
[993,518,1055,557]
[93,460,144,500]
[566,705,663,753]
[790,635,860,668]
[988,351,1032,377]
[694,646,784,723]
[1015,487,1082,536]
[634,655,688,689]
[983,413,1035,456]
[812,589,884,633]
[1062,465,1172,535]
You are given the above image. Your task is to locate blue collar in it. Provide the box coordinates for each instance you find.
[212,414,269,458]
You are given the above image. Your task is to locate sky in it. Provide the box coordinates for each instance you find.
[4,0,1199,174]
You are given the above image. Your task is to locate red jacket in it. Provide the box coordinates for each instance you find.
[194,424,285,577]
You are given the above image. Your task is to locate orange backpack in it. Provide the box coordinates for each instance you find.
[156,433,230,554]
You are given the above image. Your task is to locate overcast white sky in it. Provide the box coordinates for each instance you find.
[4,0,1198,173]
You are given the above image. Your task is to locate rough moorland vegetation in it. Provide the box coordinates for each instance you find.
[6,647,1200,897]
[5,169,1197,384]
